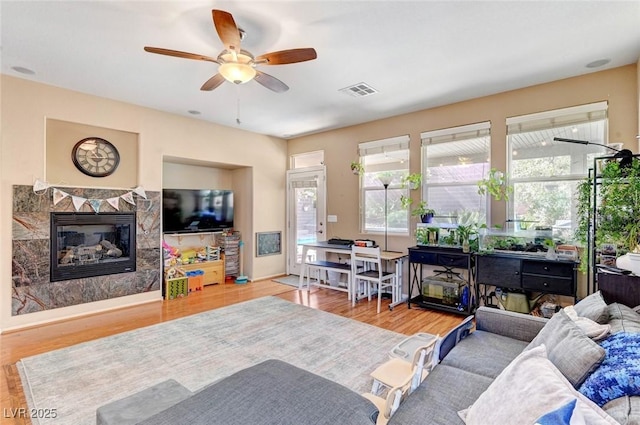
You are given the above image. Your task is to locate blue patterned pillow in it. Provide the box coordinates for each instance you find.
[535,399,585,425]
[579,332,640,407]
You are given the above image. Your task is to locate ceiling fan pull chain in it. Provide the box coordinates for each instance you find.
[236,88,242,125]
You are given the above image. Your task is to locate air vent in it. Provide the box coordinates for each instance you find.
[339,82,378,98]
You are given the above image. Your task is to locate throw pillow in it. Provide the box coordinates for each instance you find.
[574,291,609,324]
[535,399,586,425]
[564,305,611,341]
[607,303,640,334]
[457,345,618,425]
[579,332,640,407]
[526,309,605,387]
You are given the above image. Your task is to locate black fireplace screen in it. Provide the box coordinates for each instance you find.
[50,212,136,281]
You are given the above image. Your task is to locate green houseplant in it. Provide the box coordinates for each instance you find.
[398,172,435,222]
[406,200,435,223]
[401,173,422,190]
[456,224,475,253]
[477,168,513,201]
[350,161,364,176]
[575,155,640,271]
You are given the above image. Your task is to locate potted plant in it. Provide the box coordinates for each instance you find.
[477,168,513,201]
[350,161,364,176]
[456,224,475,253]
[401,173,422,190]
[411,201,435,223]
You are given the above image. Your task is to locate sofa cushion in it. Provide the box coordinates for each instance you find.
[458,345,618,425]
[440,330,528,379]
[388,364,492,425]
[96,379,192,425]
[579,332,640,413]
[137,359,379,425]
[607,302,640,334]
[574,290,609,324]
[475,306,548,342]
[526,309,605,387]
[602,396,640,425]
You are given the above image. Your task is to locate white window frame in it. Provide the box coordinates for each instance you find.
[359,135,410,234]
[506,102,609,237]
[290,150,324,169]
[421,122,491,225]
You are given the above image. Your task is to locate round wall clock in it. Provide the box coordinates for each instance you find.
[71,137,120,177]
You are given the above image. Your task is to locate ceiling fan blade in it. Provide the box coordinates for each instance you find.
[200,74,226,91]
[144,46,219,63]
[256,48,317,65]
[254,70,289,93]
[212,9,241,53]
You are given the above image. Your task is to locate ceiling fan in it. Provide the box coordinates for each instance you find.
[144,9,317,93]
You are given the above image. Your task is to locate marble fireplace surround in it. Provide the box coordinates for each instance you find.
[12,185,161,316]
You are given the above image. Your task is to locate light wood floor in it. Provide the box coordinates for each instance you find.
[1,279,463,425]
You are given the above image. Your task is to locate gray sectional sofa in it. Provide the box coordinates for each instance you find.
[100,292,639,425]
[391,298,640,424]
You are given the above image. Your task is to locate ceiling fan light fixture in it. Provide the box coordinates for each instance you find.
[219,62,256,84]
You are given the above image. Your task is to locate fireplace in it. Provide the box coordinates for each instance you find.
[50,212,136,281]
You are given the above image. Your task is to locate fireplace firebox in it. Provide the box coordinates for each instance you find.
[50,212,136,281]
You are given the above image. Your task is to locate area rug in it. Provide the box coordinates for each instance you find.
[273,274,301,287]
[18,296,406,425]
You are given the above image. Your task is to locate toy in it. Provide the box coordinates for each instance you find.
[181,249,197,264]
[196,247,208,261]
[165,277,188,300]
[162,240,180,257]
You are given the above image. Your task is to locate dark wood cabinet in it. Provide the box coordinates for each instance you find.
[597,273,640,307]
[476,255,521,289]
[476,253,578,303]
[408,246,474,316]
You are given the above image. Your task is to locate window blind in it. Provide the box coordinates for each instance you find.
[358,135,410,157]
[421,122,491,146]
[506,102,608,135]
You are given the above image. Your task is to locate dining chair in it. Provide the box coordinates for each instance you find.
[351,246,396,313]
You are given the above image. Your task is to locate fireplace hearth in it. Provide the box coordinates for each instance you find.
[50,212,136,281]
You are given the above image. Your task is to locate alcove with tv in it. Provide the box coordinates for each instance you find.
[161,158,253,282]
[162,189,234,234]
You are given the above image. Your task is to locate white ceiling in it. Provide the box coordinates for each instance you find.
[2,1,639,139]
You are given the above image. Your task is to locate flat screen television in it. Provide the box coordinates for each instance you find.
[162,189,234,234]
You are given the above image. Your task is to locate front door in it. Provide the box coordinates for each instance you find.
[286,166,326,276]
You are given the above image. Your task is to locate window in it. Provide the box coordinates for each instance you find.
[359,136,410,233]
[507,102,608,241]
[290,151,324,169]
[421,122,491,225]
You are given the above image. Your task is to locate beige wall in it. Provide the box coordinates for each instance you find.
[46,119,139,187]
[288,64,639,299]
[163,162,234,190]
[0,75,287,331]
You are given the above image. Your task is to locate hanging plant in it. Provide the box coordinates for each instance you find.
[350,161,364,176]
[401,173,423,190]
[477,168,513,201]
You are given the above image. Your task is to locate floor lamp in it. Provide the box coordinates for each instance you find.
[378,175,393,252]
